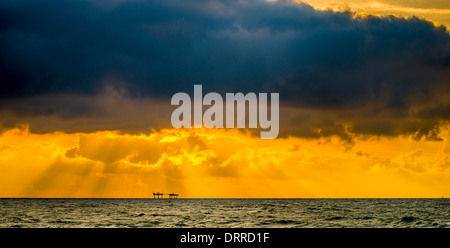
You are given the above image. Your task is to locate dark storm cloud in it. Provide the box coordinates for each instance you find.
[0,0,449,139]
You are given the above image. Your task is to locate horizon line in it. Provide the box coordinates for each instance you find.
[0,197,448,200]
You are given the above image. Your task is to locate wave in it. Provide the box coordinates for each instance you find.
[1,199,449,228]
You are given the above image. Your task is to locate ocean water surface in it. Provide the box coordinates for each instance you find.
[0,198,449,228]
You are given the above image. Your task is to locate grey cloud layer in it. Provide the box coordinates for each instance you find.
[1,0,449,139]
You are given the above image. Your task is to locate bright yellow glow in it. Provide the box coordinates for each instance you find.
[0,124,449,198]
[298,0,450,28]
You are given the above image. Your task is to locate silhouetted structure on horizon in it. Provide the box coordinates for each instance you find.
[153,192,179,199]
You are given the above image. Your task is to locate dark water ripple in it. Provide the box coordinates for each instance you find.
[0,198,449,228]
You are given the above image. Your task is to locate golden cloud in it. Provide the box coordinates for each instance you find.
[0,124,449,198]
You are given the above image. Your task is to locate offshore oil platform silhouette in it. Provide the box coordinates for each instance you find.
[152,192,179,199]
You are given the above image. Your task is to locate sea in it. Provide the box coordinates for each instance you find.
[0,198,449,228]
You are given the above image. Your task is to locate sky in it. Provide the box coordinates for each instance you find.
[303,0,450,27]
[0,0,449,198]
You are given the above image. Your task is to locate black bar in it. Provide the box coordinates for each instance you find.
[1,228,448,247]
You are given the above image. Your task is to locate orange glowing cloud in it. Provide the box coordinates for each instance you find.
[300,0,450,27]
[1,124,449,198]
